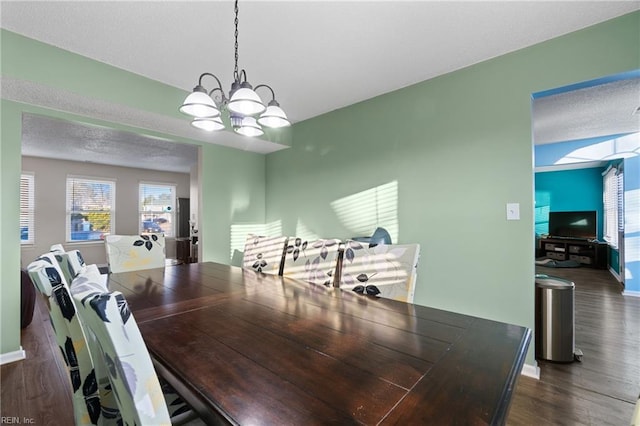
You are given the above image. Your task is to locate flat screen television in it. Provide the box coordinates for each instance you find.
[548,210,597,239]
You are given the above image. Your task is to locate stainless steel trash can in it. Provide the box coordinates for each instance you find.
[535,274,575,362]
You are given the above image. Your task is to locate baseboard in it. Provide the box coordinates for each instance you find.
[0,347,26,365]
[622,289,640,298]
[608,266,622,282]
[521,362,540,380]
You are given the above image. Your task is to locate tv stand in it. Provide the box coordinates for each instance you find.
[539,237,607,268]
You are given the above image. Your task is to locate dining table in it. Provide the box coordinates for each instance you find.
[105,261,531,425]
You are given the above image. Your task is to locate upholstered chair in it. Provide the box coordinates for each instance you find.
[281,238,341,287]
[339,242,421,303]
[58,249,105,286]
[105,234,165,273]
[69,281,193,425]
[50,243,66,253]
[242,234,288,275]
[27,258,115,425]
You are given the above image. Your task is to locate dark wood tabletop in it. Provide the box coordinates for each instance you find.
[107,262,531,425]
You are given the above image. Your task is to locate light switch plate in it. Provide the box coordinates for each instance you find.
[506,203,520,220]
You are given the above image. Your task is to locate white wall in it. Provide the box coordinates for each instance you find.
[21,156,191,266]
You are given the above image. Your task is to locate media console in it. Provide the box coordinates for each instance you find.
[538,237,608,269]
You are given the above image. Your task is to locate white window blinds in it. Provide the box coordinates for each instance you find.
[603,166,623,248]
[139,183,175,237]
[66,176,115,241]
[20,173,35,244]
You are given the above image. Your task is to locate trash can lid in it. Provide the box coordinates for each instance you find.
[535,274,575,289]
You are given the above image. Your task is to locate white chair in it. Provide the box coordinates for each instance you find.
[281,238,341,287]
[70,279,197,425]
[56,249,107,288]
[242,234,288,275]
[339,241,421,303]
[105,234,165,273]
[50,243,66,253]
[27,258,113,425]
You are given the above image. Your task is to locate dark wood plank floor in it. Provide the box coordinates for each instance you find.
[1,292,75,425]
[2,266,638,425]
[508,266,640,425]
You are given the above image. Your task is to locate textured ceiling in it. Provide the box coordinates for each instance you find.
[21,113,199,174]
[3,1,640,171]
[533,78,640,145]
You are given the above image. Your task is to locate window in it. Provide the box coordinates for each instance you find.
[603,165,623,248]
[139,183,175,237]
[66,176,115,242]
[20,173,35,244]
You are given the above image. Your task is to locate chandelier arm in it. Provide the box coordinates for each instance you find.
[198,72,224,92]
[235,69,248,84]
[208,87,227,104]
[254,84,276,102]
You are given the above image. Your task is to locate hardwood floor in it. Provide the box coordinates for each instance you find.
[508,266,640,425]
[1,292,75,425]
[2,266,638,425]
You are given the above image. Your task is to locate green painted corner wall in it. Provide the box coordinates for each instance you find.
[265,12,640,365]
[0,31,267,355]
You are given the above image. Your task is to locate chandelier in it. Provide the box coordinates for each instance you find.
[179,0,290,137]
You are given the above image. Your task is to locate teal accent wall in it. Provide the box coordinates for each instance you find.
[534,168,605,239]
[265,12,640,365]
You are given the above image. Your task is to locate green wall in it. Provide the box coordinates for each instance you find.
[2,12,639,364]
[0,31,266,356]
[265,12,640,364]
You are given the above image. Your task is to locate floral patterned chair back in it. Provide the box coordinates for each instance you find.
[56,249,90,282]
[69,283,172,426]
[339,241,421,303]
[281,238,341,287]
[27,258,110,425]
[50,243,66,253]
[105,234,165,273]
[242,234,288,275]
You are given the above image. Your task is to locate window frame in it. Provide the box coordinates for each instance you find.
[139,181,176,237]
[66,175,116,243]
[20,172,35,245]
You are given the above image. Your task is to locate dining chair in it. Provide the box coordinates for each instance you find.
[242,234,288,275]
[104,233,166,273]
[281,237,341,287]
[27,258,114,425]
[50,243,66,253]
[339,241,421,303]
[72,271,197,425]
[40,248,106,289]
[69,280,197,425]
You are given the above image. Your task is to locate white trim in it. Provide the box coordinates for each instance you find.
[608,266,622,283]
[0,347,26,365]
[622,289,640,298]
[521,363,540,380]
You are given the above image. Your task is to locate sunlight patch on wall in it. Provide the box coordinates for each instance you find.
[555,133,639,165]
[330,181,398,242]
[534,191,551,236]
[229,220,282,260]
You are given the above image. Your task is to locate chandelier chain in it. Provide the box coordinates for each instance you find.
[234,0,239,80]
